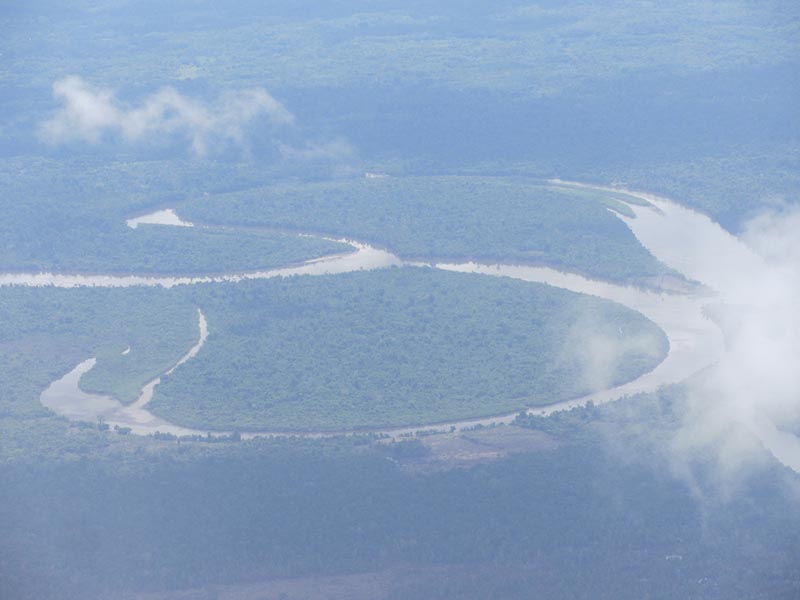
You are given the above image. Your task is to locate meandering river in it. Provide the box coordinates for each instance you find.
[12,181,798,470]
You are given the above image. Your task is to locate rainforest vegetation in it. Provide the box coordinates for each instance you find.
[1,1,798,599]
[148,268,667,430]
[180,177,674,285]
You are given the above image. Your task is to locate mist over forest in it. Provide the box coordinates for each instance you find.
[1,2,799,599]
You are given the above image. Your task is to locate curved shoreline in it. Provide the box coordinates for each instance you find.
[39,256,699,440]
[0,238,399,289]
[31,185,727,442]
[41,309,210,436]
[27,181,800,472]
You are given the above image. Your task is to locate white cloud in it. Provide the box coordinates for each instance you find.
[672,204,800,476]
[41,76,294,155]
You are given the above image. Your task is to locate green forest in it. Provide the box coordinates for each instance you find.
[0,157,348,274]
[147,267,667,430]
[0,286,198,420]
[2,385,799,600]
[1,1,798,598]
[181,176,673,285]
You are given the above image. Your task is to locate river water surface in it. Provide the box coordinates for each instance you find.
[8,182,797,470]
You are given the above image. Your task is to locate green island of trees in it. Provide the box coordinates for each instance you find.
[0,2,798,598]
[146,267,668,431]
[179,176,675,286]
[0,286,200,419]
[0,156,349,275]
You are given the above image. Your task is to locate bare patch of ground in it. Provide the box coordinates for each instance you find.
[381,425,559,472]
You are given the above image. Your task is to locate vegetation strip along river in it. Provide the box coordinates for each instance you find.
[8,181,791,469]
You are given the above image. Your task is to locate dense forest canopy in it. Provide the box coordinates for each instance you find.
[148,268,667,430]
[2,1,798,229]
[1,1,798,599]
[180,177,673,285]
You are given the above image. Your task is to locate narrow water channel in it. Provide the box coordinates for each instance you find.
[9,181,796,471]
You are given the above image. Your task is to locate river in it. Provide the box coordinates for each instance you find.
[13,181,799,470]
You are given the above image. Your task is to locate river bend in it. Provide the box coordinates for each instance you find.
[13,181,796,470]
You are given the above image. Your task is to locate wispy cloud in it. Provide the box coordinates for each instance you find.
[571,189,800,488]
[670,203,800,478]
[41,76,294,155]
[561,312,667,397]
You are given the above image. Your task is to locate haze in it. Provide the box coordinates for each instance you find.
[1,2,798,599]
